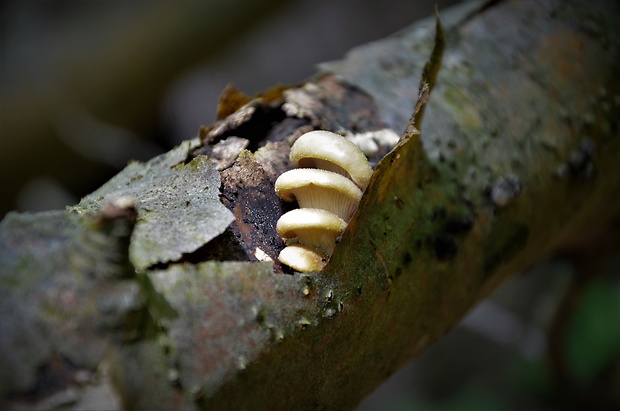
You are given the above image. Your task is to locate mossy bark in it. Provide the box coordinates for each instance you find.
[1,0,619,409]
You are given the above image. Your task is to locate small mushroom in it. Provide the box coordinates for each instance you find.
[275,129,373,272]
[278,244,328,272]
[276,208,347,255]
[290,130,373,190]
[274,168,362,221]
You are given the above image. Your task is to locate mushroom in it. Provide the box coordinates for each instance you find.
[276,208,347,255]
[277,244,328,273]
[275,129,373,272]
[274,168,362,221]
[290,130,373,190]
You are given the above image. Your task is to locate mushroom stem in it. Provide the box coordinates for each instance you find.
[275,168,362,221]
[276,208,347,255]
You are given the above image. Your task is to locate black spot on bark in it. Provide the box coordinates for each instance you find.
[432,234,457,260]
[403,252,413,266]
[444,215,473,234]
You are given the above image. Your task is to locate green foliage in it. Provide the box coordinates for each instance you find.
[566,276,620,385]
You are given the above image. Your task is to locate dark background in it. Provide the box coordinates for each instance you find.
[1,1,618,410]
[1,0,459,218]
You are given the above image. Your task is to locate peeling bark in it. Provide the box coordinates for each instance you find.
[1,0,619,410]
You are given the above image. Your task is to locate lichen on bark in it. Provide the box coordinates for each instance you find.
[1,0,619,410]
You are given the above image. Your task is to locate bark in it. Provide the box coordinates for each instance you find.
[1,0,619,410]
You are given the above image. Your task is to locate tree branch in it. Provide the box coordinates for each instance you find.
[1,0,619,410]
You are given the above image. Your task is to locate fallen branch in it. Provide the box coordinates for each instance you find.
[1,0,619,409]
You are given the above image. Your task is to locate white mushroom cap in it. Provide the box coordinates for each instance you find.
[276,208,347,255]
[274,168,362,221]
[278,244,327,272]
[290,130,373,190]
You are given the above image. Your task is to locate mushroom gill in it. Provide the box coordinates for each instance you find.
[275,130,372,272]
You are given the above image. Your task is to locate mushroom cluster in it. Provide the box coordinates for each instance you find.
[275,130,373,272]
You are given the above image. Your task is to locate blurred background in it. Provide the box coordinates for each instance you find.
[1,1,618,410]
[0,0,460,218]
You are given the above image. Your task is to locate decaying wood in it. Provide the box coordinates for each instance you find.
[1,0,619,409]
